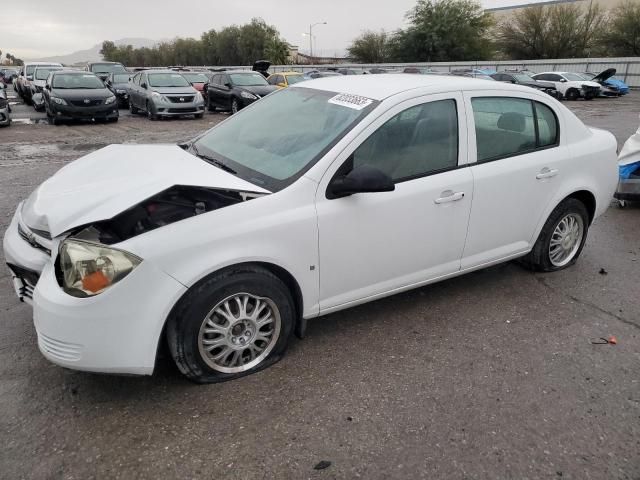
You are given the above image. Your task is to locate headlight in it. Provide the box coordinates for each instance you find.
[151,91,169,102]
[59,239,142,297]
[194,91,203,102]
[105,95,117,105]
[240,91,257,100]
[116,89,126,94]
[51,96,67,105]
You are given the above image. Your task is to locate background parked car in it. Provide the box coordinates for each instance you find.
[531,72,601,100]
[181,71,210,95]
[31,66,64,111]
[267,71,305,88]
[0,82,11,127]
[85,62,127,81]
[491,71,561,99]
[43,70,119,125]
[105,72,132,108]
[206,71,277,114]
[0,68,19,84]
[16,62,63,104]
[451,68,495,81]
[128,69,204,120]
[303,70,343,79]
[577,69,629,96]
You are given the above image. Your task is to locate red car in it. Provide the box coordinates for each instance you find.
[181,72,210,93]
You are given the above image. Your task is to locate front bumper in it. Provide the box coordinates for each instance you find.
[151,99,205,117]
[3,205,187,375]
[49,102,119,120]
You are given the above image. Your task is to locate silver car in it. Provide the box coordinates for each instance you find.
[128,70,205,120]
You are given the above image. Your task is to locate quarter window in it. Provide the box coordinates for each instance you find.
[352,99,459,182]
[472,97,559,162]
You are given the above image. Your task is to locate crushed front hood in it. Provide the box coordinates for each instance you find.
[593,68,616,83]
[22,144,269,237]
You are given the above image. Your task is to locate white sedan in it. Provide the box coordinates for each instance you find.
[3,75,618,383]
[531,71,602,100]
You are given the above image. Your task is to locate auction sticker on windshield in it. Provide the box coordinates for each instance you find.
[329,93,373,110]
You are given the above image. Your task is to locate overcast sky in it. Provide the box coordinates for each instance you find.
[2,0,538,59]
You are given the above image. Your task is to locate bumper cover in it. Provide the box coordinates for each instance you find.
[49,103,119,120]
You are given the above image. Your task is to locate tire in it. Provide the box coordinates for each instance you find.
[520,198,589,272]
[565,89,579,101]
[129,100,138,114]
[231,98,240,114]
[147,101,157,120]
[207,97,215,112]
[195,113,204,119]
[167,266,295,384]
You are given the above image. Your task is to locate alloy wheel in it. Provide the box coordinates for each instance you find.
[549,213,584,267]
[197,293,281,374]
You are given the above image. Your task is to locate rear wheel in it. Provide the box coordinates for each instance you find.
[167,266,295,384]
[129,100,138,114]
[207,97,215,112]
[520,198,589,272]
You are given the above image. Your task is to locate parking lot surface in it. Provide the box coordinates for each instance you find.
[1,87,639,480]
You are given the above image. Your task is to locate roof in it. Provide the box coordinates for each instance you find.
[292,73,521,101]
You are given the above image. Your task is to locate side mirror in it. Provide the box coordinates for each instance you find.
[329,165,395,199]
[560,78,567,83]
[140,82,147,89]
[224,82,232,88]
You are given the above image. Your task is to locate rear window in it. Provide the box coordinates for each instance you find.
[91,63,126,74]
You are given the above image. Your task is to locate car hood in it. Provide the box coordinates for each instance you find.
[21,144,269,238]
[51,88,113,99]
[592,68,616,83]
[240,85,278,97]
[151,87,196,95]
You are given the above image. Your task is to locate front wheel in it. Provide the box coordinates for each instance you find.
[167,266,295,384]
[231,98,240,114]
[521,198,589,272]
[129,100,138,114]
[565,89,579,101]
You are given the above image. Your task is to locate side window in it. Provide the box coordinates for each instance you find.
[550,74,563,82]
[276,75,285,84]
[535,102,559,147]
[472,97,536,162]
[536,74,548,81]
[352,99,459,182]
[267,75,278,85]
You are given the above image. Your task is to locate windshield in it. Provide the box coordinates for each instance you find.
[563,73,584,81]
[182,73,209,83]
[193,88,378,191]
[27,64,58,75]
[35,68,60,80]
[91,63,126,74]
[286,75,304,85]
[514,73,534,82]
[579,72,595,79]
[112,73,130,83]
[52,74,105,89]
[229,73,268,86]
[148,73,190,87]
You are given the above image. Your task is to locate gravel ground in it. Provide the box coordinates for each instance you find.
[0,86,639,480]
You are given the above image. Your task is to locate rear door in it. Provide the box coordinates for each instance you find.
[461,91,566,268]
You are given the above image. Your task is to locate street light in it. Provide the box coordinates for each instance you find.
[308,21,327,63]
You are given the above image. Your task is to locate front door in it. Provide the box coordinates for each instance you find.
[315,93,474,312]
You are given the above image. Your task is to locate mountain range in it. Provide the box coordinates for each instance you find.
[32,38,159,65]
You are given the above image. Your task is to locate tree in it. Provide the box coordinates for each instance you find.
[265,37,289,64]
[348,30,391,63]
[391,0,494,62]
[497,1,606,59]
[601,0,640,56]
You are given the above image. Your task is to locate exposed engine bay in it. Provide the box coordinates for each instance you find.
[71,185,264,244]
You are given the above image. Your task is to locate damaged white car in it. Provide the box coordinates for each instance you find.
[3,75,618,383]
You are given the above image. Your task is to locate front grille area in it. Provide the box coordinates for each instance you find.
[167,95,195,103]
[38,333,82,362]
[69,99,104,107]
[168,108,197,113]
[7,263,40,300]
[17,223,51,255]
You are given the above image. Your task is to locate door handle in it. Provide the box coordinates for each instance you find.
[434,190,465,204]
[536,168,559,180]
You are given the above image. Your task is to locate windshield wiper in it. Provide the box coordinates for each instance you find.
[190,145,237,175]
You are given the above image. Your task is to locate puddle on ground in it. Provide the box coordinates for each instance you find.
[12,143,107,156]
[11,118,50,125]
